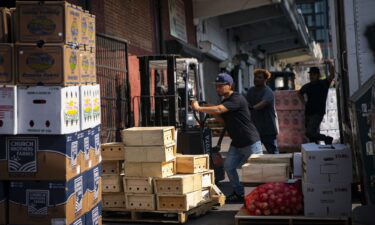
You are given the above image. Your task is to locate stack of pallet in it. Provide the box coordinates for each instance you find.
[101,143,126,209]
[101,126,224,223]
[0,2,102,225]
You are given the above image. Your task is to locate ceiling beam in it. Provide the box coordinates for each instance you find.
[248,33,298,46]
[193,0,274,20]
[219,5,284,29]
[260,39,304,54]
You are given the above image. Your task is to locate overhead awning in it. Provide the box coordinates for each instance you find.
[193,0,321,63]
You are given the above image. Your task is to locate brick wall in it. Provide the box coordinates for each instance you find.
[90,0,155,55]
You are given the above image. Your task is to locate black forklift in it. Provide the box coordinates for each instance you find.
[135,55,225,182]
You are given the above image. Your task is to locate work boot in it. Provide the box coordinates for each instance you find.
[225,192,244,204]
[324,136,334,145]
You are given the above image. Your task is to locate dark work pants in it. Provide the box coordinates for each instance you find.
[260,135,279,154]
[305,114,331,143]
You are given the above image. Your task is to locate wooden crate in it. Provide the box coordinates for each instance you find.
[200,170,215,188]
[125,144,176,162]
[154,174,202,195]
[176,154,209,174]
[211,184,226,207]
[235,207,350,225]
[102,161,122,174]
[156,190,204,211]
[201,188,212,202]
[241,163,289,183]
[122,127,175,146]
[101,142,125,160]
[103,174,123,192]
[125,160,175,178]
[103,193,126,208]
[248,153,293,165]
[125,194,156,211]
[123,177,153,194]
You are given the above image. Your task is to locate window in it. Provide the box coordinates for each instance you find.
[315,14,325,27]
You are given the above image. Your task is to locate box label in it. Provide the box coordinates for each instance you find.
[84,137,90,160]
[64,98,79,121]
[93,167,99,200]
[92,206,99,225]
[74,176,83,213]
[26,190,49,216]
[71,141,78,167]
[94,133,100,155]
[7,137,37,173]
[73,218,83,225]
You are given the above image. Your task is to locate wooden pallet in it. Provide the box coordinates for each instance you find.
[235,208,350,225]
[103,200,217,224]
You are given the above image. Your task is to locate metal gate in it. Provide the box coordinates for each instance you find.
[96,33,130,142]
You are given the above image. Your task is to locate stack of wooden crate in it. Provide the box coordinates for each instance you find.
[121,126,216,212]
[101,142,126,209]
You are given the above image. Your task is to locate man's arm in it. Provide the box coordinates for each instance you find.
[298,86,306,104]
[191,101,229,115]
[253,100,269,110]
[327,60,335,84]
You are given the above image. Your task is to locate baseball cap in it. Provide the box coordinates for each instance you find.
[215,73,233,85]
[308,67,320,74]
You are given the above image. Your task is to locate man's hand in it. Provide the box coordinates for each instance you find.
[191,100,200,111]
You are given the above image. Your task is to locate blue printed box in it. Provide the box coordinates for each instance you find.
[0,134,82,180]
[84,163,102,213]
[9,174,85,225]
[81,125,101,172]
[85,202,102,225]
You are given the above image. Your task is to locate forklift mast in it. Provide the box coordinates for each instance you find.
[137,55,202,129]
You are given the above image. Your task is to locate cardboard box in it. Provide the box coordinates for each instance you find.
[176,154,209,174]
[277,128,307,149]
[78,128,91,172]
[80,50,91,84]
[156,190,203,211]
[16,44,81,86]
[9,175,85,225]
[89,50,97,83]
[87,14,96,49]
[0,8,11,43]
[84,164,102,213]
[302,143,352,183]
[303,182,351,217]
[101,142,125,161]
[123,177,153,194]
[248,153,292,165]
[0,86,17,134]
[102,161,122,174]
[17,86,80,134]
[80,85,94,130]
[122,126,175,146]
[0,134,81,180]
[241,163,289,183]
[85,202,102,225]
[80,11,90,47]
[91,85,101,127]
[125,144,176,162]
[16,1,82,45]
[293,152,302,178]
[89,125,101,167]
[124,161,176,178]
[125,194,155,211]
[154,174,202,195]
[103,193,125,208]
[0,181,6,225]
[275,90,304,111]
[71,215,85,225]
[0,44,14,84]
[102,174,123,193]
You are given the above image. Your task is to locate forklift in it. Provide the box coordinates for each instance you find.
[135,55,225,182]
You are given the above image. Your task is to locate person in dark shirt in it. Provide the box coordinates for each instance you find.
[191,73,261,203]
[247,69,279,154]
[299,61,335,144]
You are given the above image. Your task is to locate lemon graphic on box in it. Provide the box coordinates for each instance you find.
[65,99,78,120]
[69,51,77,72]
[84,97,92,115]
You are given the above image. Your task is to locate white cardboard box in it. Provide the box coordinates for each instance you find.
[18,86,80,134]
[79,85,101,130]
[91,84,101,128]
[293,152,302,178]
[241,163,289,183]
[302,143,352,184]
[303,182,351,217]
[0,86,17,134]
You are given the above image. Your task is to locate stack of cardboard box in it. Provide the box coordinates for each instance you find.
[119,127,218,212]
[101,143,126,209]
[275,90,307,151]
[0,2,102,225]
[301,143,352,218]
